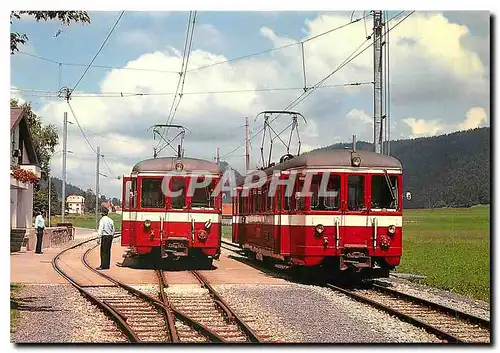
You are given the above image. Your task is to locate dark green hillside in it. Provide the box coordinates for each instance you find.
[316,127,490,209]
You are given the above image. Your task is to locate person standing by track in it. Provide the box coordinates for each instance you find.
[96,207,115,270]
[34,211,45,254]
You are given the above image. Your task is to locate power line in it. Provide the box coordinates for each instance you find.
[101,154,119,179]
[67,101,98,155]
[158,11,197,150]
[187,13,370,73]
[70,11,125,96]
[166,11,197,127]
[220,10,413,160]
[15,13,369,78]
[11,81,373,98]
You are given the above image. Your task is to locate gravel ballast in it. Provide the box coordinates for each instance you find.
[215,283,442,343]
[377,277,490,321]
[11,284,128,343]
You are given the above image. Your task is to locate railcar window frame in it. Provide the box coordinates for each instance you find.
[347,174,366,211]
[310,173,341,212]
[190,175,216,210]
[140,177,166,209]
[370,174,399,211]
[169,176,187,210]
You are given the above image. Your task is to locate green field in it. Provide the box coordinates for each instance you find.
[50,213,122,230]
[10,283,22,332]
[397,205,490,302]
[222,206,490,302]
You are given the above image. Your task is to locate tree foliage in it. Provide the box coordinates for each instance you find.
[11,98,59,179]
[33,182,60,217]
[10,11,91,54]
[85,189,97,213]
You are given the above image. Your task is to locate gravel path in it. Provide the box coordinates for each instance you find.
[215,283,442,343]
[377,277,490,321]
[11,284,128,343]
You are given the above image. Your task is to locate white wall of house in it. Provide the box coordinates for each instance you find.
[10,113,39,232]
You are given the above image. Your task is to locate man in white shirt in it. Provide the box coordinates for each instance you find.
[34,211,45,254]
[97,207,115,270]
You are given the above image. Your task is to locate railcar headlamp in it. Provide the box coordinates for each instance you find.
[315,224,325,235]
[144,219,152,229]
[388,225,396,234]
[175,162,184,171]
[198,229,208,241]
[351,152,361,167]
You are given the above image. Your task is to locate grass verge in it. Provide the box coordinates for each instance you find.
[10,283,23,333]
[397,205,490,302]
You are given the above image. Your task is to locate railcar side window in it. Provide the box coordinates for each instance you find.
[267,183,273,212]
[348,175,365,211]
[296,179,305,211]
[132,178,138,208]
[191,176,214,209]
[238,192,243,215]
[310,174,340,211]
[170,177,186,209]
[123,180,131,210]
[141,179,165,208]
[371,175,398,210]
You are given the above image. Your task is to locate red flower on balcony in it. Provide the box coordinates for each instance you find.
[11,165,40,184]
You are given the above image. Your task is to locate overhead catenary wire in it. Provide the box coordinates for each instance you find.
[70,11,125,97]
[15,13,369,78]
[67,101,98,155]
[186,13,370,73]
[220,10,413,160]
[11,81,373,98]
[158,11,197,151]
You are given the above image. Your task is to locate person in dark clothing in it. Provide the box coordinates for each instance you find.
[96,207,114,270]
[34,211,45,254]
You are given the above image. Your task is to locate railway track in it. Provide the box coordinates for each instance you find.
[327,282,490,343]
[52,235,143,342]
[80,244,175,343]
[55,236,267,343]
[158,269,267,342]
[220,239,490,343]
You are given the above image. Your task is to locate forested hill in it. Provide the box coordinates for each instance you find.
[39,177,86,199]
[316,127,490,209]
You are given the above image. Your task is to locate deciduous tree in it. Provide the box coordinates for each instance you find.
[10,11,91,54]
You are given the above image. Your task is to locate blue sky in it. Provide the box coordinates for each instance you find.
[10,10,490,198]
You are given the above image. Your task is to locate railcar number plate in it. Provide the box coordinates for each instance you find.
[256,252,263,261]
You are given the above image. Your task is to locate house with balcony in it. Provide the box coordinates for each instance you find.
[10,106,41,252]
[66,195,85,215]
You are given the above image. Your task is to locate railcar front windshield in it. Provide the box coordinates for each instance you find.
[141,178,165,208]
[170,177,186,209]
[310,174,341,211]
[371,175,398,210]
[190,176,217,209]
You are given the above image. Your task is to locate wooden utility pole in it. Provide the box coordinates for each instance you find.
[95,146,100,231]
[245,116,250,173]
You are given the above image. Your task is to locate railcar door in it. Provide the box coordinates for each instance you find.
[340,173,371,270]
[122,176,138,247]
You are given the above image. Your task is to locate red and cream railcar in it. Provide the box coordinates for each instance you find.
[121,157,222,266]
[232,149,403,278]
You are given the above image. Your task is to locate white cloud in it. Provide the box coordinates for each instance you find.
[347,108,371,124]
[195,24,224,47]
[32,11,489,198]
[119,29,159,48]
[457,107,488,131]
[403,106,489,138]
[403,117,445,138]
